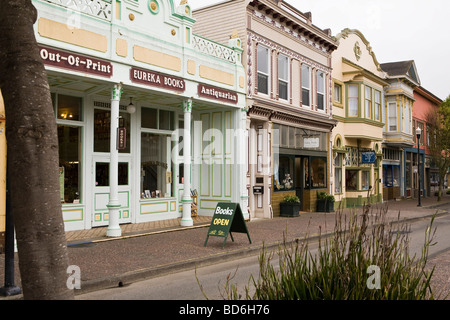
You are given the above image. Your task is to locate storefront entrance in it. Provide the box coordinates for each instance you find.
[92,156,132,227]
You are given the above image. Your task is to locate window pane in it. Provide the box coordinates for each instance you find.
[94,109,110,153]
[142,107,158,129]
[302,88,310,107]
[257,45,269,74]
[389,103,397,131]
[301,65,310,88]
[317,93,324,110]
[279,80,288,100]
[58,94,82,121]
[346,170,358,191]
[334,83,342,103]
[118,162,128,186]
[335,167,342,193]
[58,125,81,203]
[96,162,109,187]
[362,171,370,190]
[317,72,324,93]
[348,85,358,117]
[141,133,171,198]
[94,109,130,153]
[258,74,268,95]
[311,157,326,188]
[278,54,288,81]
[274,155,294,191]
[159,110,174,130]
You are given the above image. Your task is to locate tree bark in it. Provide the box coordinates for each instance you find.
[0,0,74,300]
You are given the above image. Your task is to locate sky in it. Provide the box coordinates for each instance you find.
[187,0,450,101]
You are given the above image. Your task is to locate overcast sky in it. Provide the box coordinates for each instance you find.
[188,0,449,101]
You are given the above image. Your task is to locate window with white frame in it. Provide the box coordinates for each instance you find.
[348,84,358,117]
[388,102,397,131]
[301,64,311,107]
[374,90,381,121]
[278,54,289,100]
[317,71,325,110]
[257,45,270,95]
[365,86,372,119]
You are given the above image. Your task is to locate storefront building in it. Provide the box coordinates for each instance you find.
[331,29,387,208]
[380,60,420,200]
[193,0,337,217]
[31,0,247,232]
[413,86,443,197]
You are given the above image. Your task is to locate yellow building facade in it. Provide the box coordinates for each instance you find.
[331,29,388,208]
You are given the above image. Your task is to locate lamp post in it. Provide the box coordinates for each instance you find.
[416,127,422,207]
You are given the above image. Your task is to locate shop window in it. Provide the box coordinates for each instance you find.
[141,133,172,198]
[274,155,294,191]
[257,45,269,95]
[94,109,131,153]
[362,170,370,190]
[346,170,358,191]
[311,157,326,188]
[334,154,342,194]
[301,64,311,107]
[142,108,157,129]
[58,125,81,203]
[57,94,82,121]
[278,54,289,100]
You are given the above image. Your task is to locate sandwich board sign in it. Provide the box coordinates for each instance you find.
[204,202,251,248]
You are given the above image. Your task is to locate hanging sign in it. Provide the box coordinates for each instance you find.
[361,151,376,164]
[39,45,113,77]
[204,202,251,248]
[117,127,127,150]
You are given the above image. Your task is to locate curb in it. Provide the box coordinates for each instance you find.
[76,208,450,296]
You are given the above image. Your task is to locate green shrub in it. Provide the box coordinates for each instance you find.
[220,205,437,300]
[283,195,300,203]
[317,191,335,203]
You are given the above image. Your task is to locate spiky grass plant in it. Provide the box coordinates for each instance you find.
[222,204,437,300]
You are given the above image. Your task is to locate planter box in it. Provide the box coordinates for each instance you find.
[280,202,300,217]
[317,200,335,213]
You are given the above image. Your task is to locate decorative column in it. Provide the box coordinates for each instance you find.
[106,83,122,237]
[181,99,193,227]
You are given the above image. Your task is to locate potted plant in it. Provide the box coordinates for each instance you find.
[316,191,335,212]
[280,195,301,217]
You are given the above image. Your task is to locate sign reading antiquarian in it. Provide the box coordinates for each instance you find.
[39,45,113,77]
[198,84,238,104]
[204,202,251,248]
[130,67,185,92]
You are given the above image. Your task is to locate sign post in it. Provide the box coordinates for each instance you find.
[204,202,251,248]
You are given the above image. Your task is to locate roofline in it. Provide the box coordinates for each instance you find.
[414,86,443,105]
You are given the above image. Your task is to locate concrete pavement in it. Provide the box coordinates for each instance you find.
[2,193,450,299]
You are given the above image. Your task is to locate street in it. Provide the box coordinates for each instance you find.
[77,212,450,300]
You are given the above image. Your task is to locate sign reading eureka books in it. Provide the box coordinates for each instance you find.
[204,202,251,248]
[198,84,238,104]
[39,45,112,77]
[130,67,185,92]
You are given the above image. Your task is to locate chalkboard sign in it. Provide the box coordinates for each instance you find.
[204,202,252,248]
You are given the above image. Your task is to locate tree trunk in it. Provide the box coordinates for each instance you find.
[0,1,74,300]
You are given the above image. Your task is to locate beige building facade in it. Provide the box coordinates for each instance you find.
[331,29,388,208]
[194,0,337,217]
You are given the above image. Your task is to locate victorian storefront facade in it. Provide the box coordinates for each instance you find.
[30,0,247,233]
[380,60,421,200]
[193,0,337,217]
[331,29,386,208]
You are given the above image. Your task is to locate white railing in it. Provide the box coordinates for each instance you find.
[44,0,112,21]
[192,35,238,64]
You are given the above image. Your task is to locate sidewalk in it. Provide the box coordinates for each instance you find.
[2,194,450,298]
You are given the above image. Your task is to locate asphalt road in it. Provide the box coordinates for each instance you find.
[77,213,450,300]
